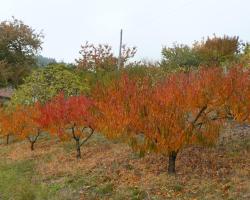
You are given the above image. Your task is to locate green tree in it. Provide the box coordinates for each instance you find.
[239,43,250,66]
[0,17,43,87]
[11,64,88,105]
[161,43,200,71]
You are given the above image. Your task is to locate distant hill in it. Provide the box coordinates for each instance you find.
[36,55,57,67]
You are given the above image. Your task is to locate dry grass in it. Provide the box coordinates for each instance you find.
[0,134,249,200]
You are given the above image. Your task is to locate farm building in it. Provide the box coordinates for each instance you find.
[0,87,14,106]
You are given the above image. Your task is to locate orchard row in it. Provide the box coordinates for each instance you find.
[1,66,250,174]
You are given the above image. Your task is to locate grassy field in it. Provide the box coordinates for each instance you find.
[0,134,249,200]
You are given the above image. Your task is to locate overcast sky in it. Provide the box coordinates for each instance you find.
[1,0,249,63]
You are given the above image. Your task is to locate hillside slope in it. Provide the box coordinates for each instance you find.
[0,132,249,200]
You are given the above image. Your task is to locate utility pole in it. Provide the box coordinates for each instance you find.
[118,29,123,69]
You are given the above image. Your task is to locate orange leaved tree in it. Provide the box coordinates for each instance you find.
[0,108,16,144]
[94,66,250,174]
[12,104,46,151]
[42,93,95,159]
[145,67,228,173]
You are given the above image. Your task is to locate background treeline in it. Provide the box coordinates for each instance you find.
[161,35,250,70]
[36,55,57,67]
[1,17,250,89]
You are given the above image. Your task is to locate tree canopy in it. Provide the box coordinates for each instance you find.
[94,66,250,174]
[11,64,88,105]
[75,42,136,72]
[0,17,43,87]
[161,35,244,70]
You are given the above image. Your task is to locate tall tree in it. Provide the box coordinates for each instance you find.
[0,17,43,87]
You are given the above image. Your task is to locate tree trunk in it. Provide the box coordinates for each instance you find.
[75,138,81,159]
[30,141,35,151]
[6,134,10,145]
[168,151,177,174]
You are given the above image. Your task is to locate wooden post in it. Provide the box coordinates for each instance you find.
[118,29,123,69]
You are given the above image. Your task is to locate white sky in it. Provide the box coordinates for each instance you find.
[0,0,249,63]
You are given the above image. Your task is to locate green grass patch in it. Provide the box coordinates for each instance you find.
[0,159,50,200]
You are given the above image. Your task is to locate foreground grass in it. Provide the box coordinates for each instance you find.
[0,134,249,200]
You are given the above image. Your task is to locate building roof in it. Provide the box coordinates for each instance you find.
[0,88,14,99]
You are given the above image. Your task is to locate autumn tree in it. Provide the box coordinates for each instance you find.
[94,74,146,141]
[193,35,241,66]
[0,108,14,144]
[94,66,250,174]
[161,35,245,71]
[42,93,95,159]
[220,66,250,121]
[0,106,27,144]
[0,17,43,87]
[147,68,230,174]
[12,104,47,151]
[75,41,136,72]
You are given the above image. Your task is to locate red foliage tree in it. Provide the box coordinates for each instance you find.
[42,93,95,159]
